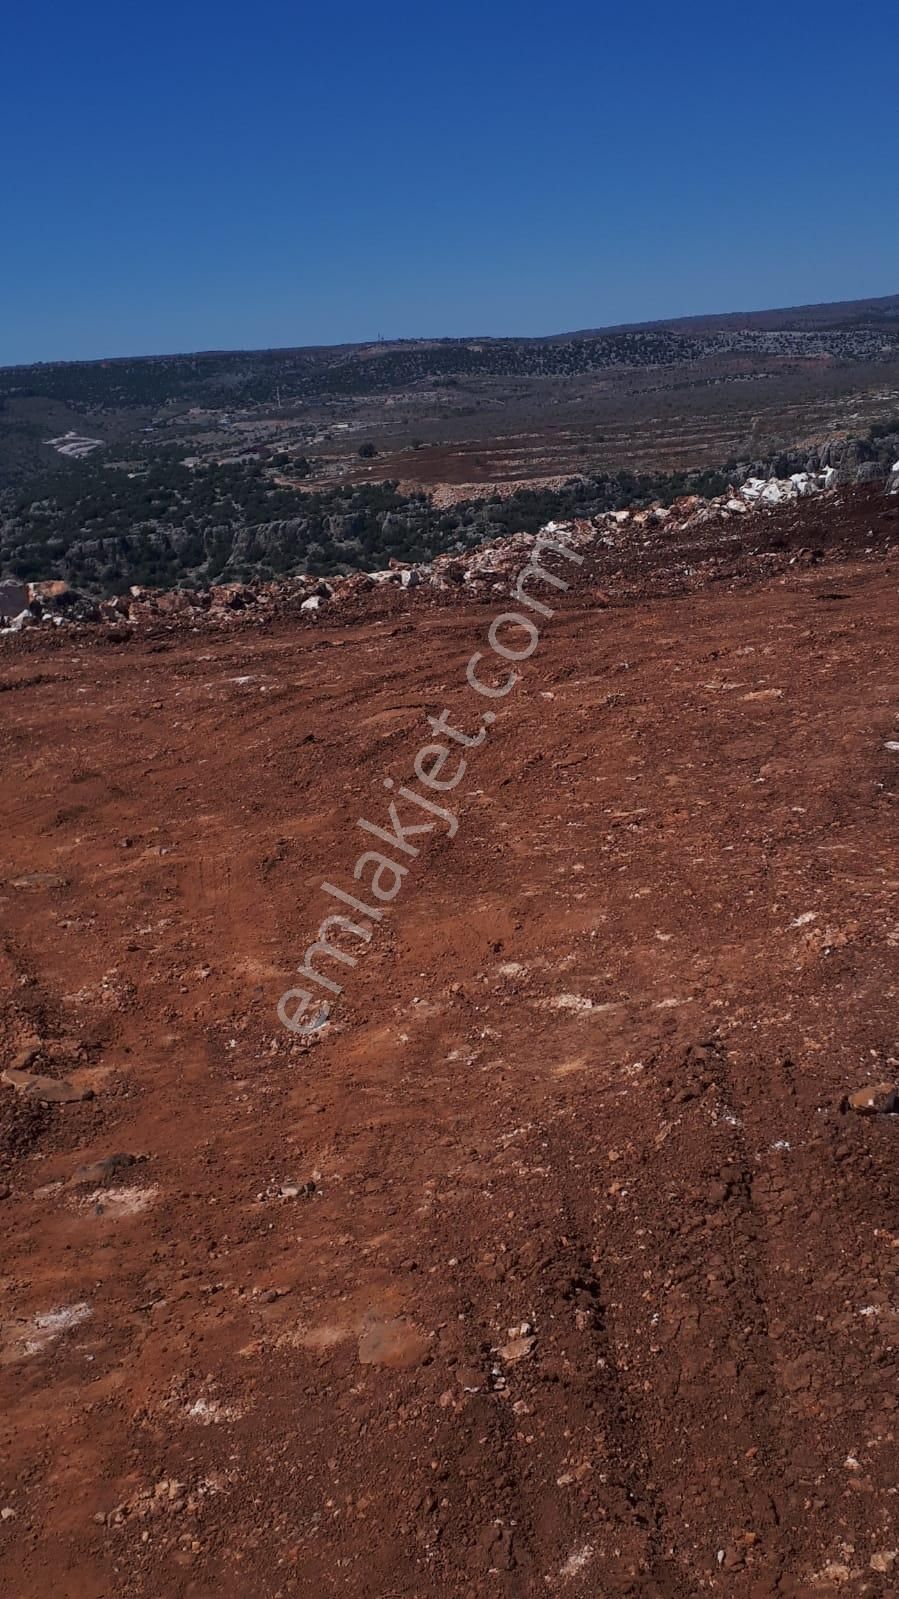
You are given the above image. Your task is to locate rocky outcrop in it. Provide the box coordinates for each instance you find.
[734,431,899,488]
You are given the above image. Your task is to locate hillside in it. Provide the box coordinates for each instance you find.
[604,290,899,335]
[3,292,899,601]
[5,292,899,403]
[1,417,898,599]
[2,482,898,1597]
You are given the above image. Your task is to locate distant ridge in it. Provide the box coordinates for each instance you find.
[590,292,899,338]
[2,292,899,372]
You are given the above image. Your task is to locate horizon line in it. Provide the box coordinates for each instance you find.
[2,287,898,374]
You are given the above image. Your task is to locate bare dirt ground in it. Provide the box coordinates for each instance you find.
[1,490,898,1597]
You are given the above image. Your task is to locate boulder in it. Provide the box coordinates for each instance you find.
[28,579,73,604]
[847,1081,899,1115]
[0,579,29,621]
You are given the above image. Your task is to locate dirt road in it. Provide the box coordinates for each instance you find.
[1,505,898,1596]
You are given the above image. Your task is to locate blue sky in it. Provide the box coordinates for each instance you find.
[2,0,897,364]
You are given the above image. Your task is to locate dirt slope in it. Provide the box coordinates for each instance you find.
[1,492,898,1598]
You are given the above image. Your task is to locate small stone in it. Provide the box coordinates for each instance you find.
[1,1507,17,1522]
[68,1153,137,1187]
[279,1179,316,1199]
[2,1068,92,1104]
[9,1043,41,1072]
[870,1551,897,1574]
[11,873,67,890]
[357,1317,429,1369]
[847,1082,899,1115]
[498,1334,537,1364]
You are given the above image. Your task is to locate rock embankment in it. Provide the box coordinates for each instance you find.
[2,471,896,639]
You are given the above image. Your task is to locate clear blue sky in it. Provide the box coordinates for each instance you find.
[2,0,897,365]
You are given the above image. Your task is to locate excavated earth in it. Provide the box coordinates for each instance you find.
[1,486,898,1598]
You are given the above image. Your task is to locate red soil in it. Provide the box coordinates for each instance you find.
[1,488,898,1597]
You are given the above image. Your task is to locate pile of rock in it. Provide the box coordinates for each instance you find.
[0,579,103,633]
[737,470,834,505]
[2,470,894,639]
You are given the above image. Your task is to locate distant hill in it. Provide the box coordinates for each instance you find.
[2,292,898,408]
[3,289,899,599]
[598,292,899,336]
